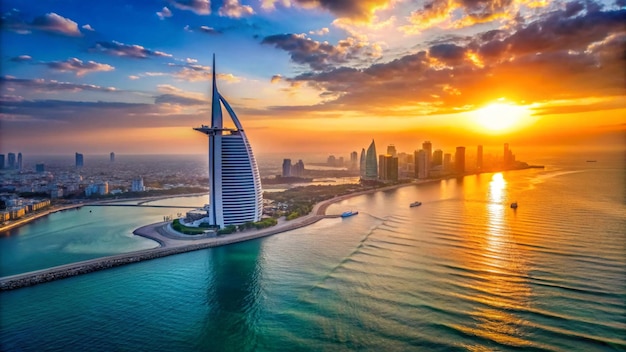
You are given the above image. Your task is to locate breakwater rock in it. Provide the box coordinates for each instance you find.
[0,242,216,291]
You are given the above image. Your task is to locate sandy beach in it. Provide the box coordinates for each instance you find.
[0,180,433,291]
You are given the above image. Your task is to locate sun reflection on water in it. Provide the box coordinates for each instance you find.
[456,173,534,349]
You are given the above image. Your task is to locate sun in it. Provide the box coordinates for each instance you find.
[473,102,529,132]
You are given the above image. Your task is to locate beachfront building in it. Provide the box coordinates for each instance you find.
[194,56,263,228]
[131,178,145,192]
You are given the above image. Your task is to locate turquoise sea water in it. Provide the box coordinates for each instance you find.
[1,153,625,351]
[0,195,208,277]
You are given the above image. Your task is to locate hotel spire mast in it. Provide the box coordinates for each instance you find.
[194,55,263,228]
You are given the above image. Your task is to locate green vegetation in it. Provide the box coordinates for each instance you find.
[217,225,237,235]
[172,216,279,236]
[172,218,207,235]
[264,182,404,219]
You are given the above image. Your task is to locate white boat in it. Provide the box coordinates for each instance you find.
[510,202,518,209]
[410,201,422,207]
[341,210,358,218]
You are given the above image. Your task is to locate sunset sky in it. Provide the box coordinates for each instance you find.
[1,0,624,156]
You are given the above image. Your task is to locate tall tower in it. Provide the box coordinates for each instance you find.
[476,145,483,170]
[417,150,429,179]
[359,148,366,178]
[194,55,263,228]
[422,141,432,167]
[75,153,84,168]
[7,153,15,169]
[350,151,358,170]
[365,139,378,180]
[432,149,443,167]
[282,159,292,177]
[17,152,22,170]
[455,147,466,174]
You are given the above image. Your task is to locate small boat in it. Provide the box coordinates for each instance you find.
[341,210,358,218]
[586,160,597,163]
[510,202,518,209]
[410,201,422,207]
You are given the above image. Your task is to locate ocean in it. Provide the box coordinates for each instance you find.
[1,151,624,351]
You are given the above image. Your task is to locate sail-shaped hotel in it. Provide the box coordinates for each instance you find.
[194,56,263,228]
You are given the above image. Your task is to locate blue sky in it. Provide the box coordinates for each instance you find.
[1,0,625,155]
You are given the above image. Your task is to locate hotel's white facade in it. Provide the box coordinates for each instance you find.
[194,56,263,228]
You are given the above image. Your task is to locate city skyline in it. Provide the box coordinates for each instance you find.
[1,0,625,155]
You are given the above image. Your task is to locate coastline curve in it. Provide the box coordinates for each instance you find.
[1,182,423,291]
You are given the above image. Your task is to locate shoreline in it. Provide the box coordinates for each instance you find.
[0,168,534,291]
[0,204,84,233]
[0,192,210,233]
[0,180,425,291]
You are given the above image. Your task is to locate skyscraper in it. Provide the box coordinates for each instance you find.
[110,152,115,162]
[131,178,145,192]
[36,163,45,173]
[359,148,366,178]
[455,147,466,174]
[0,154,4,169]
[378,154,398,181]
[365,139,378,180]
[292,160,305,177]
[194,55,263,228]
[350,151,358,170]
[17,153,22,170]
[432,149,443,167]
[416,150,429,179]
[282,159,292,177]
[443,153,452,171]
[477,145,483,170]
[386,145,397,157]
[75,153,84,168]
[7,153,15,169]
[422,141,432,167]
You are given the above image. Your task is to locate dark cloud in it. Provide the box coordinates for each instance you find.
[169,0,210,15]
[1,11,82,36]
[565,1,585,17]
[90,41,173,59]
[0,98,205,141]
[429,44,467,64]
[155,94,207,105]
[277,4,626,115]
[476,7,626,59]
[292,0,392,21]
[261,33,381,70]
[458,0,514,20]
